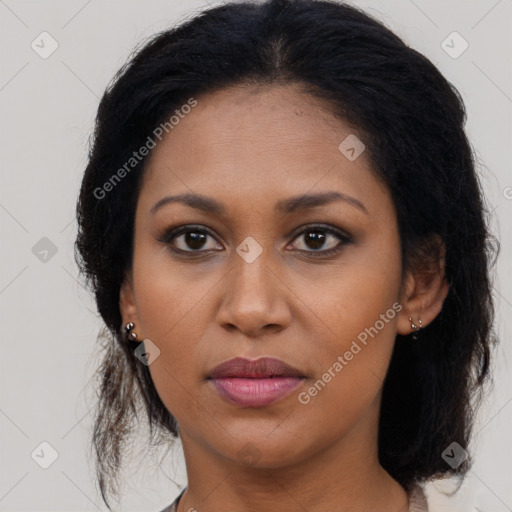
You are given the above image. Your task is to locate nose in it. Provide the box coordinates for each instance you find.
[215,249,292,337]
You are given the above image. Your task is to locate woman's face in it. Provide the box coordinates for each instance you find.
[121,83,410,469]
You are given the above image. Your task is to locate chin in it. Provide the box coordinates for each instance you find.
[214,431,317,469]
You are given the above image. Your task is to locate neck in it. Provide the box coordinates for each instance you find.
[175,398,409,512]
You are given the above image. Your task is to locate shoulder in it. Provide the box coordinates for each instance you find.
[158,485,428,512]
[158,487,187,512]
[408,482,429,512]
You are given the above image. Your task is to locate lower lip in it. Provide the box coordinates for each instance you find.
[209,377,305,407]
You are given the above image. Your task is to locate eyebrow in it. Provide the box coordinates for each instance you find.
[150,191,368,216]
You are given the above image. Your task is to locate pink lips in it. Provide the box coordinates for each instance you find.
[207,356,305,407]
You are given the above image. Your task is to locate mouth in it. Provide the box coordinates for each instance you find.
[207,356,306,407]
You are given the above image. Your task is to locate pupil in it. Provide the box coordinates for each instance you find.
[306,231,325,250]
[186,232,206,250]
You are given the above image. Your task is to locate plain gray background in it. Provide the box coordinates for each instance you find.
[1,0,511,510]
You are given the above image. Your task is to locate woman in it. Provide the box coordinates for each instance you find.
[74,0,498,510]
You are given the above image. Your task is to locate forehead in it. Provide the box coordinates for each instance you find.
[139,83,389,217]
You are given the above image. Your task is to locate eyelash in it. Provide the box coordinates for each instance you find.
[157,223,353,259]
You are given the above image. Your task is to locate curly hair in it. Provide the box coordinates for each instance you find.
[74,0,499,508]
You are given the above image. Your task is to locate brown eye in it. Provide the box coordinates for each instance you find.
[178,231,209,251]
[160,225,223,254]
[289,225,352,257]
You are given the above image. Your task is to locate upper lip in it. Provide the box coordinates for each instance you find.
[208,356,305,379]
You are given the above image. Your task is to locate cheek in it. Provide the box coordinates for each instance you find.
[295,300,400,440]
[131,238,216,342]
[130,257,212,418]
[295,239,402,417]
[302,235,402,350]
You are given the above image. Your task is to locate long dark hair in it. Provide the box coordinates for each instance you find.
[74,0,499,508]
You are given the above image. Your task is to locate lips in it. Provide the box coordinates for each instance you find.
[208,356,305,379]
[207,357,306,407]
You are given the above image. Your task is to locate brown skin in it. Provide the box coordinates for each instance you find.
[120,83,449,512]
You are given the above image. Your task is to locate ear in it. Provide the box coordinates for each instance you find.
[397,235,450,336]
[119,270,143,335]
